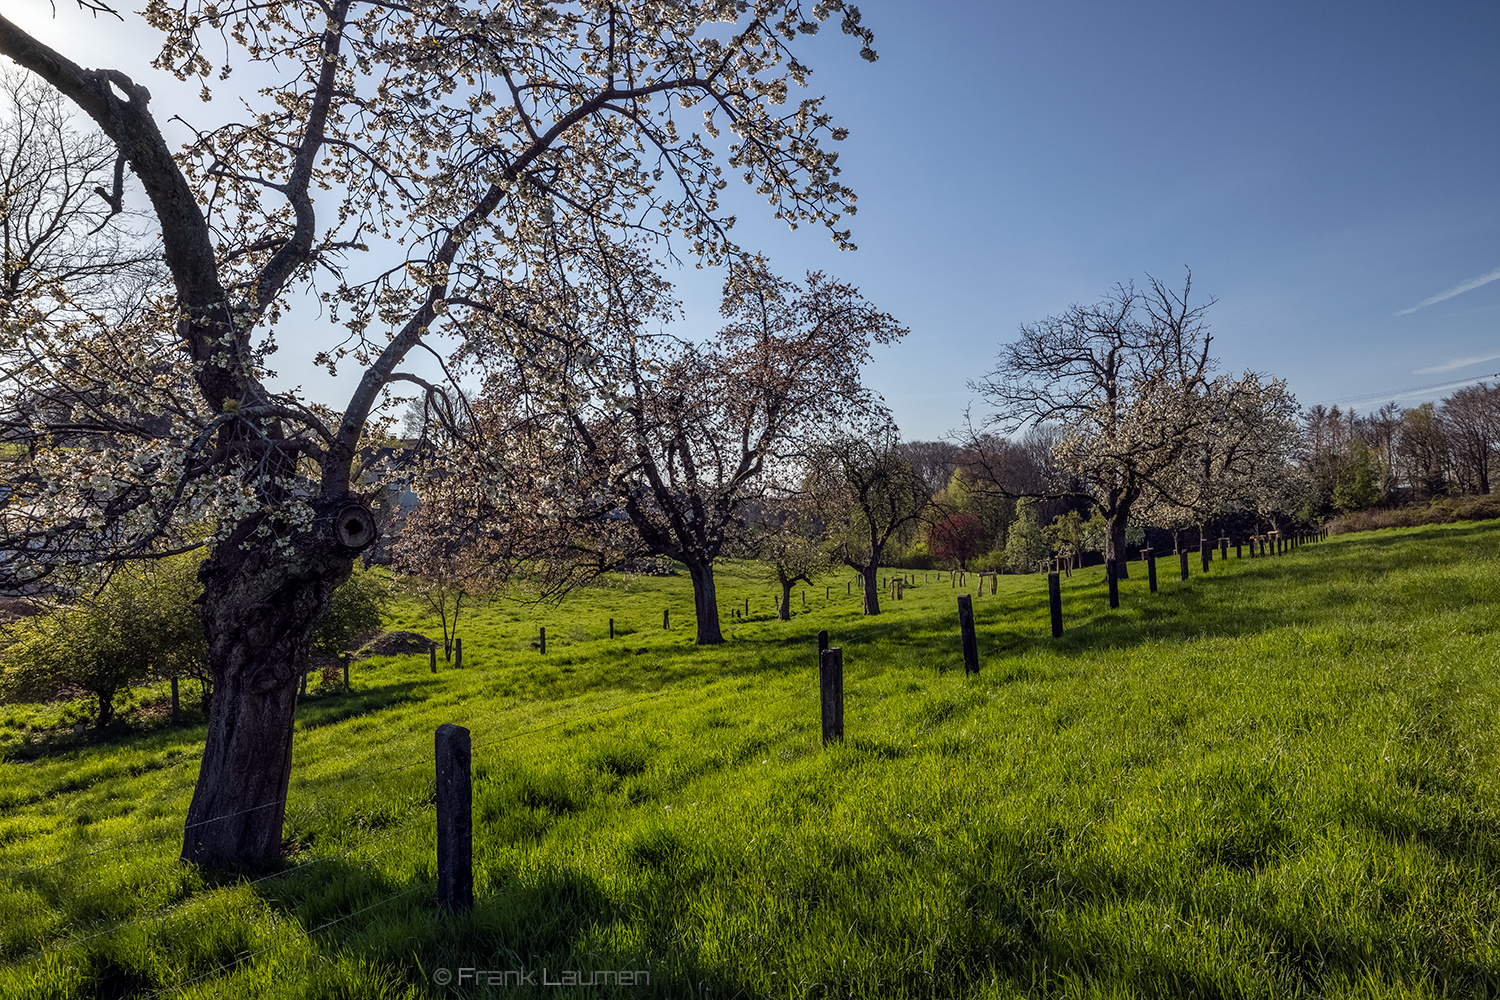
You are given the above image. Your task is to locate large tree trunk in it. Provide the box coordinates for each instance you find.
[1105,509,1131,580]
[861,563,881,615]
[684,557,724,645]
[181,505,368,866]
[778,580,793,621]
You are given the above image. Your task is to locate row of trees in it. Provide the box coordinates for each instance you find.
[1303,385,1500,513]
[0,0,1426,870]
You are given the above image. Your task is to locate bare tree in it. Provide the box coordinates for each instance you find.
[0,1,880,864]
[1397,403,1450,500]
[810,424,929,614]
[1441,383,1500,495]
[738,498,830,621]
[971,272,1218,577]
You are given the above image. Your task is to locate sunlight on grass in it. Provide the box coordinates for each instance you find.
[4,526,1500,996]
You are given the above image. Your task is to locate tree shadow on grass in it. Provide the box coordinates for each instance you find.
[295,680,430,731]
[223,853,764,998]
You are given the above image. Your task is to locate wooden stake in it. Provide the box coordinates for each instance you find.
[435,724,473,913]
[958,594,979,674]
[1048,572,1063,638]
[820,647,844,745]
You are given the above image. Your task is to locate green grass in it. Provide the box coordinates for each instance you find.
[4,527,1500,997]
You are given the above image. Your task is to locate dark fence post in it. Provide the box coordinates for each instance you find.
[435,723,473,913]
[1145,549,1158,593]
[1106,559,1119,608]
[1235,541,1242,559]
[430,647,437,674]
[957,594,979,674]
[1048,572,1063,637]
[664,609,669,630]
[819,647,844,745]
[1200,539,1211,573]
[1179,549,1190,581]
[609,618,614,639]
[1220,538,1229,561]
[540,627,546,654]
[455,637,463,669]
[818,629,829,671]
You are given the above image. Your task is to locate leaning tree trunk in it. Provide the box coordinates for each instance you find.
[181,499,374,866]
[861,563,881,615]
[778,580,794,621]
[684,557,724,645]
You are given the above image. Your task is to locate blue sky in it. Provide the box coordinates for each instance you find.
[11,1,1500,441]
[678,0,1500,439]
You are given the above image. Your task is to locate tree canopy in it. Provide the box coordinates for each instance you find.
[0,0,882,864]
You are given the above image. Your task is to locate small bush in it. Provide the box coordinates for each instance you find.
[0,554,205,728]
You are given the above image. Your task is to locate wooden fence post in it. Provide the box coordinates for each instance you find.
[1200,539,1211,573]
[430,647,437,674]
[1235,541,1242,559]
[609,618,614,639]
[1048,572,1063,638]
[1107,559,1119,608]
[819,647,844,745]
[455,638,462,670]
[664,609,669,630]
[540,627,546,654]
[435,723,473,913]
[818,629,829,670]
[1145,549,1158,593]
[1179,549,1190,581]
[1220,538,1229,561]
[958,594,979,674]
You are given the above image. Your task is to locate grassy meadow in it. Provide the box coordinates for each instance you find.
[3,524,1500,997]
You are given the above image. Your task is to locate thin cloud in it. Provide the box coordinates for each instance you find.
[1397,265,1500,315]
[1414,352,1500,375]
